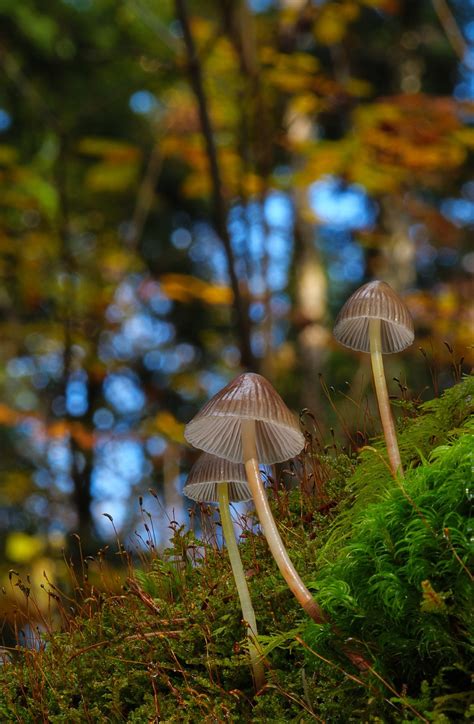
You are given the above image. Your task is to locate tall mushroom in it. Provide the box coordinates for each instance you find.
[184,452,265,690]
[333,280,414,478]
[185,372,327,624]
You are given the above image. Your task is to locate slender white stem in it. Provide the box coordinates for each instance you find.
[369,318,403,478]
[218,482,265,690]
[240,419,327,624]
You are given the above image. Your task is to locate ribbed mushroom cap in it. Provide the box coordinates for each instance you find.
[185,372,305,464]
[183,453,252,503]
[333,280,414,353]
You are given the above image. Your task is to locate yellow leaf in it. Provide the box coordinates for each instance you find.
[78,137,141,161]
[182,172,211,199]
[155,411,184,443]
[160,274,196,303]
[0,403,22,426]
[294,139,354,182]
[85,162,139,193]
[314,12,348,46]
[241,173,264,197]
[289,94,321,116]
[289,53,320,74]
[200,284,233,305]
[259,46,276,65]
[161,136,184,156]
[11,168,58,217]
[160,274,233,306]
[354,102,400,129]
[100,249,139,279]
[48,421,69,438]
[190,16,214,44]
[350,155,406,193]
[452,128,474,149]
[266,69,315,93]
[344,77,373,98]
[6,532,44,563]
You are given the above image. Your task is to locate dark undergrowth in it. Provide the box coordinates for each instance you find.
[0,377,472,722]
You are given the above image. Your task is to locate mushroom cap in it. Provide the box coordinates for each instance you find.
[183,453,252,503]
[184,372,305,464]
[333,280,414,354]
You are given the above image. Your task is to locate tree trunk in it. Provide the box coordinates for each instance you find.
[293,206,330,416]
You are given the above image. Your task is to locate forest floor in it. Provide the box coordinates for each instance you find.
[0,376,472,722]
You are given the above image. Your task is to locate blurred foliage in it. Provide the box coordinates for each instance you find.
[0,0,472,617]
[0,377,471,720]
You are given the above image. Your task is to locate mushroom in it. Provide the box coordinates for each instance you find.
[185,372,327,624]
[184,452,265,690]
[333,280,414,477]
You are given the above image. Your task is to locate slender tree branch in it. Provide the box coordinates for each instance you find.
[174,0,256,370]
[432,0,467,62]
[220,1,276,374]
[126,138,166,250]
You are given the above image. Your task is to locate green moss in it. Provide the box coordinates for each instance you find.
[304,420,473,720]
[351,375,473,500]
[0,378,472,721]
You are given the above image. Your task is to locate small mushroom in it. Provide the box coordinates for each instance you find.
[185,372,327,624]
[333,280,414,477]
[184,452,265,690]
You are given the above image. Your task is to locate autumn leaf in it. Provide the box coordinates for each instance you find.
[77,137,141,162]
[160,274,233,305]
[6,532,45,564]
[154,410,185,443]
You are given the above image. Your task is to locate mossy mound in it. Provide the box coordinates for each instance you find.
[0,378,472,722]
[304,426,473,722]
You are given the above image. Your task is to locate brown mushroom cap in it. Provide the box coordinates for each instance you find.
[333,280,414,353]
[183,453,252,503]
[184,372,305,464]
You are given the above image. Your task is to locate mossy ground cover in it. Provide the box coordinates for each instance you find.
[0,378,472,722]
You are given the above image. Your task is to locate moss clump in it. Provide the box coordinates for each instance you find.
[304,423,473,720]
[347,374,473,508]
[0,378,472,721]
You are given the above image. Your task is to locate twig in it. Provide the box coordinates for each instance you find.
[126,125,170,250]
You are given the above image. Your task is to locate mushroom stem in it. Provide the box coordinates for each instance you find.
[217,482,265,691]
[241,419,327,624]
[369,318,403,478]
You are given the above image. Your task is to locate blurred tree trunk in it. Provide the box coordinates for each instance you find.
[70,438,94,550]
[366,196,416,291]
[293,201,330,416]
[69,376,102,555]
[56,141,96,555]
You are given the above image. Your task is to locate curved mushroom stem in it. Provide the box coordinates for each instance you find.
[218,482,265,691]
[241,419,328,624]
[369,318,403,478]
